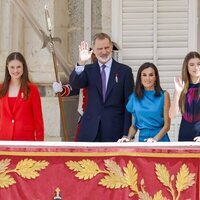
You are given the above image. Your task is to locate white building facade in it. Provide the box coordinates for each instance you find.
[0,0,199,141]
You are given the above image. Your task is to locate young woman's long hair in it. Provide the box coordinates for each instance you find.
[135,62,163,99]
[179,51,200,114]
[0,52,30,99]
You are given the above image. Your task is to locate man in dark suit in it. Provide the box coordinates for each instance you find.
[69,32,134,142]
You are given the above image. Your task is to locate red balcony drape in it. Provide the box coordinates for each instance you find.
[0,142,199,200]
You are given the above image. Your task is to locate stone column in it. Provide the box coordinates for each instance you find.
[0,0,24,78]
[0,0,13,69]
[12,6,24,53]
[102,0,112,35]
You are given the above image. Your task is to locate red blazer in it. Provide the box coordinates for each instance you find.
[0,84,44,141]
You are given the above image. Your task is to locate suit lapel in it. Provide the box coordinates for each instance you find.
[105,60,119,101]
[4,93,13,117]
[93,62,103,97]
[12,89,23,114]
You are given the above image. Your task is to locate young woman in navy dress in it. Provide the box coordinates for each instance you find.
[169,51,200,141]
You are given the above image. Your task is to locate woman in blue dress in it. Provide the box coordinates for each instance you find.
[169,51,200,141]
[118,62,171,142]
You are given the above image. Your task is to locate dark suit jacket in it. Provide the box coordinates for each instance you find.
[70,59,134,142]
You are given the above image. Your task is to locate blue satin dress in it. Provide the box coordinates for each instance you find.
[126,90,170,142]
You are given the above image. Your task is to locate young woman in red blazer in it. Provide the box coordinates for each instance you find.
[0,52,44,141]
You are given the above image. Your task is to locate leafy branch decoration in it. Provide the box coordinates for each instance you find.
[66,159,196,200]
[156,163,195,200]
[0,158,49,188]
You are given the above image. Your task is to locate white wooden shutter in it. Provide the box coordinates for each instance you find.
[121,0,154,70]
[157,0,188,94]
[112,0,197,141]
[157,0,189,141]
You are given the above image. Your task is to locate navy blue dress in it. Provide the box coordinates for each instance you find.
[178,83,200,141]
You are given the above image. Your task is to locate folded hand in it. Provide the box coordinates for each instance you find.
[117,137,130,143]
[145,138,157,143]
[193,136,200,142]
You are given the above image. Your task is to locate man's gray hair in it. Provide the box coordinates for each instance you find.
[92,32,112,46]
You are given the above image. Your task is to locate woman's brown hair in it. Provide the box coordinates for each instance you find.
[0,52,30,99]
[179,51,200,114]
[135,62,163,99]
